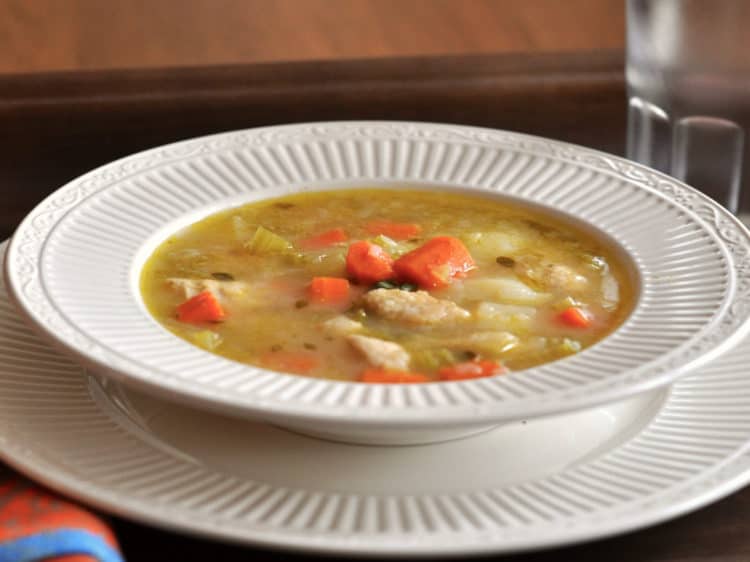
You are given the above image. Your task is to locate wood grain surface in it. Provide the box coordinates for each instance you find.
[0,0,624,74]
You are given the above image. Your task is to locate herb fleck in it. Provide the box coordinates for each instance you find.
[373,280,397,290]
[211,272,235,281]
[295,300,309,309]
[496,256,515,267]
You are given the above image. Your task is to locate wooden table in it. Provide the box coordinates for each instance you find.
[0,0,624,73]
[2,50,748,561]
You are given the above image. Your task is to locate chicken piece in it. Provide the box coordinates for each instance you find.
[515,258,589,292]
[347,334,411,371]
[166,278,249,300]
[546,264,589,292]
[322,316,363,336]
[362,289,470,326]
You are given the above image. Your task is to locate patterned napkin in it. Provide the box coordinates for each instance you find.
[0,467,123,562]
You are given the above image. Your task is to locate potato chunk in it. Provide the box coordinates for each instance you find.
[475,302,536,332]
[166,278,249,300]
[460,278,551,306]
[347,334,411,371]
[362,288,470,326]
[445,331,520,356]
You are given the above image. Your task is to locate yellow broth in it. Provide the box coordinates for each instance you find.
[140,189,634,382]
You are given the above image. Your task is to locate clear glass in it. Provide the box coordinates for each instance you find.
[626,0,750,215]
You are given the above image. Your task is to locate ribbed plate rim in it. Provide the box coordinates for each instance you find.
[4,121,750,427]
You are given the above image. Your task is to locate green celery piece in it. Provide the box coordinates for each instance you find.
[552,296,582,312]
[245,226,294,255]
[411,348,456,372]
[555,337,582,355]
[190,330,222,351]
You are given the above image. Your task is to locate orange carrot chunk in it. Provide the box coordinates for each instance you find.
[360,369,430,383]
[260,350,320,375]
[439,360,506,381]
[558,306,592,328]
[346,240,395,284]
[309,277,350,304]
[393,236,475,289]
[298,228,348,250]
[176,290,225,324]
[365,220,422,240]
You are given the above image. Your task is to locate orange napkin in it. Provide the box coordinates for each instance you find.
[0,472,123,562]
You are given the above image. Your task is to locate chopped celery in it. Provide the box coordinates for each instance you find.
[245,226,294,255]
[301,249,347,277]
[232,215,253,241]
[372,234,398,251]
[190,330,222,351]
[370,234,418,257]
[552,296,582,312]
[581,253,608,272]
[554,337,582,356]
[411,348,456,372]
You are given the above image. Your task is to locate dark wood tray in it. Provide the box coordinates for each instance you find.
[2,51,748,562]
[0,50,624,239]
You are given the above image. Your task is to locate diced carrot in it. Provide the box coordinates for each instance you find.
[365,220,422,240]
[176,290,225,324]
[439,360,506,381]
[346,240,395,284]
[298,228,348,250]
[309,277,350,304]
[260,350,320,375]
[393,236,475,289]
[558,306,592,328]
[360,369,430,383]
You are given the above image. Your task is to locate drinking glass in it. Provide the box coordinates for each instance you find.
[626,0,750,215]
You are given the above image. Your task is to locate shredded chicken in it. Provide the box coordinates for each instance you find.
[362,289,470,326]
[546,264,589,291]
[347,334,411,371]
[322,316,363,336]
[166,278,249,300]
[515,258,589,292]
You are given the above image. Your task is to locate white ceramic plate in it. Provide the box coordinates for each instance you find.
[2,241,750,556]
[5,122,750,444]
